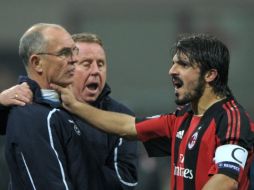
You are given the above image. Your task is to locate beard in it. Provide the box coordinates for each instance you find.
[175,75,206,106]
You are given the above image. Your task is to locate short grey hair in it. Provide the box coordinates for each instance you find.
[19,23,64,66]
[72,33,103,47]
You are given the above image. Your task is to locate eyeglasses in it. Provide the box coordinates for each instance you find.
[36,47,79,60]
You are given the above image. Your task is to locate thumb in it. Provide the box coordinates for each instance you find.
[50,83,64,93]
[20,82,29,87]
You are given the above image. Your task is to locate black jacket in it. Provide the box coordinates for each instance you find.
[0,105,9,134]
[4,76,138,190]
[74,83,138,190]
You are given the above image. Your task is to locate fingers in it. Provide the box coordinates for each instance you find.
[50,83,73,96]
[0,83,33,106]
[14,93,32,104]
[20,82,29,87]
[50,83,64,93]
[19,82,33,100]
[10,99,27,106]
[50,83,76,110]
[14,83,33,104]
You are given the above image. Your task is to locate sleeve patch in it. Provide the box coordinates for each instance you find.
[217,161,240,173]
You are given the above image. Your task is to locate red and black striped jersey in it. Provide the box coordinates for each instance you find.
[136,97,254,190]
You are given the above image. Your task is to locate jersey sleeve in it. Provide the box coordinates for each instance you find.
[210,100,254,181]
[5,105,74,190]
[135,114,176,157]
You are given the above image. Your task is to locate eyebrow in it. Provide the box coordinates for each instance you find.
[58,47,73,52]
[56,47,78,55]
[173,58,190,65]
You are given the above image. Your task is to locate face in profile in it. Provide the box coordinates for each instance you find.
[169,52,205,105]
[39,27,77,88]
[72,42,107,103]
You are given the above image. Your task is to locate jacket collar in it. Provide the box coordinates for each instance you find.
[18,76,61,108]
[91,83,111,107]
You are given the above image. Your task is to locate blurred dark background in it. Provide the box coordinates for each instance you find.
[0,0,254,189]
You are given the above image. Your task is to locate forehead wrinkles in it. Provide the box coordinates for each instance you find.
[44,29,75,50]
[176,51,200,68]
[79,44,106,60]
[173,52,190,65]
[50,36,75,48]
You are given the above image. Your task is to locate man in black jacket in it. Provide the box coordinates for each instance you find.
[70,33,138,189]
[0,32,138,189]
[4,23,96,189]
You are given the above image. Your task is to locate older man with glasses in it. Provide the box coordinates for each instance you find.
[1,31,138,190]
[4,23,98,190]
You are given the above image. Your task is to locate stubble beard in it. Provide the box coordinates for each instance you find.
[175,76,206,106]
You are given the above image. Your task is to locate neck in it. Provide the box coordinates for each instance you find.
[191,88,225,116]
[28,72,50,89]
[28,72,60,103]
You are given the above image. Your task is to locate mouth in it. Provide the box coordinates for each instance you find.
[172,77,183,90]
[86,82,99,91]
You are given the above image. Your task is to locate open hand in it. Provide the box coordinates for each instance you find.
[0,82,33,106]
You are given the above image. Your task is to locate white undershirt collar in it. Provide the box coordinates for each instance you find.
[41,89,60,103]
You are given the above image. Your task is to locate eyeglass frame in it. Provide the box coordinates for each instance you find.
[36,46,79,60]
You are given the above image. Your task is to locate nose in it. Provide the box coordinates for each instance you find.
[90,62,100,75]
[68,54,78,65]
[169,64,177,76]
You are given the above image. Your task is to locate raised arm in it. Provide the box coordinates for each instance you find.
[51,84,138,139]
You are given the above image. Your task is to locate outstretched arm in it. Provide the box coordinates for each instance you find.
[202,174,238,190]
[51,84,138,139]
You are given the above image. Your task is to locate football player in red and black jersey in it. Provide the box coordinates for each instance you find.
[53,33,254,190]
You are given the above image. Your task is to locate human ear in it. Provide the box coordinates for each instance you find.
[30,55,43,73]
[205,69,218,82]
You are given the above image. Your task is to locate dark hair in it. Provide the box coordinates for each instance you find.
[72,33,103,47]
[174,33,232,97]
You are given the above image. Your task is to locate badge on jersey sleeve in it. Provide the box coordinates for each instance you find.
[214,144,248,174]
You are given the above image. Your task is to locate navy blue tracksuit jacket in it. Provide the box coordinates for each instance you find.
[3,76,137,190]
